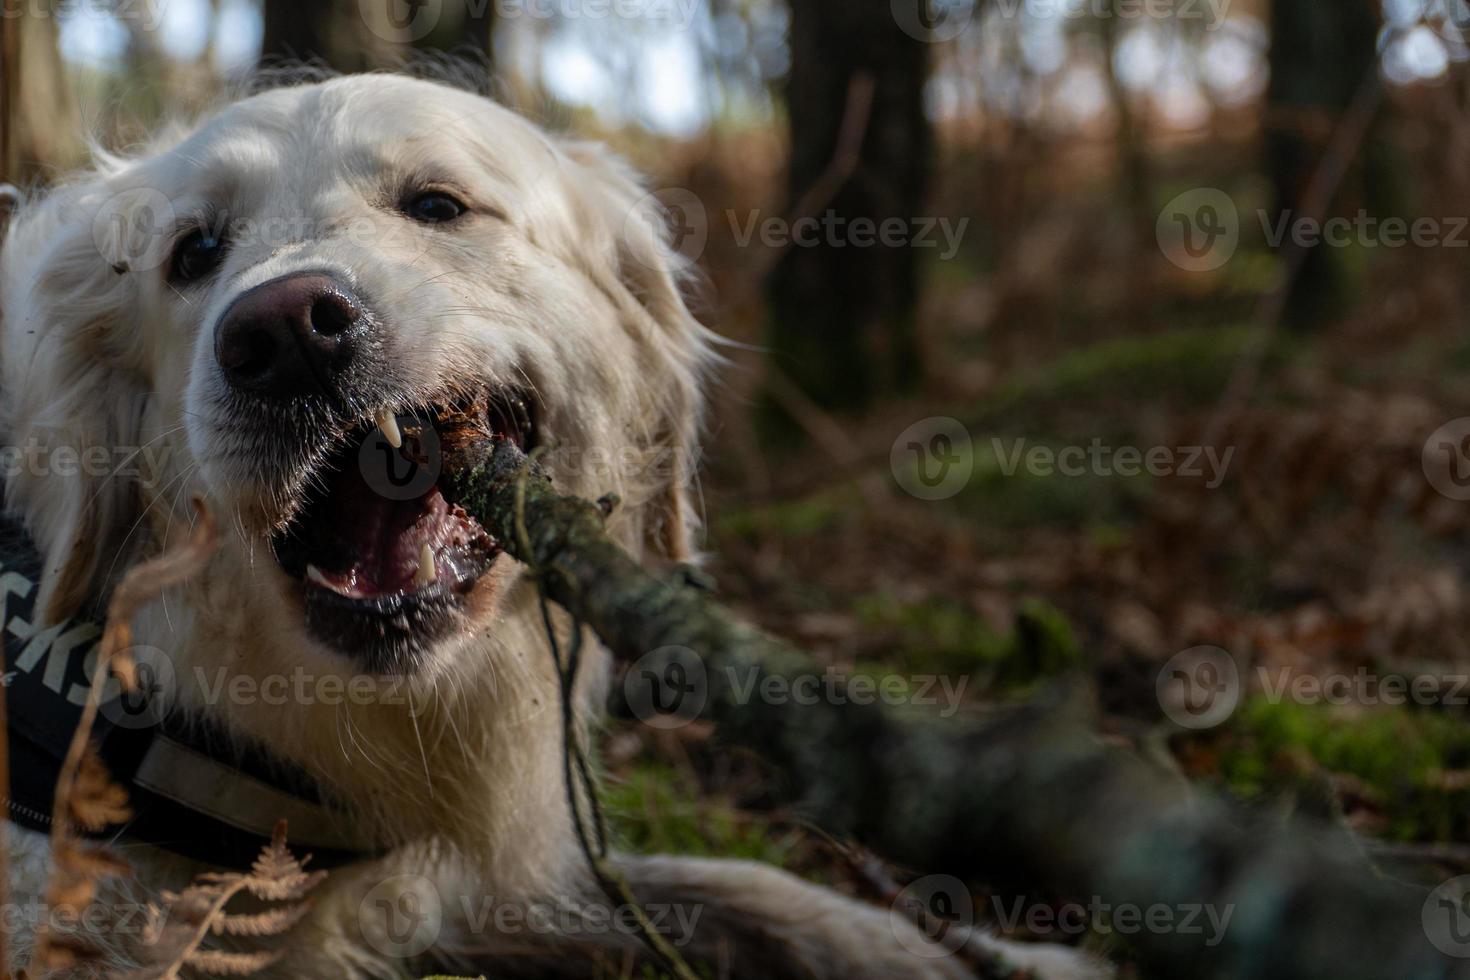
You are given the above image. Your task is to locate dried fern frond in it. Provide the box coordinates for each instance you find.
[175,948,284,976]
[123,821,326,980]
[210,902,314,938]
[30,502,220,973]
[70,747,132,831]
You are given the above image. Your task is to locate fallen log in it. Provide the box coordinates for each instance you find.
[444,437,1470,980]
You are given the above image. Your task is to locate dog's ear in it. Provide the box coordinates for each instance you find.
[0,179,152,625]
[557,142,716,563]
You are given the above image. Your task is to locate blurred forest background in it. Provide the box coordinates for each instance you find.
[6,0,1470,973]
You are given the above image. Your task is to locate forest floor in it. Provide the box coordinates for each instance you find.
[596,142,1470,976]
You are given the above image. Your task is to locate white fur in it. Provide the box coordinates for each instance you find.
[0,75,1103,979]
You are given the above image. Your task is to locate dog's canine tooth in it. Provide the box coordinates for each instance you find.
[415,544,437,586]
[377,410,403,449]
[306,564,333,589]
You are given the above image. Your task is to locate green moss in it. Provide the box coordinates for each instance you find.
[712,486,858,542]
[982,324,1271,419]
[604,762,798,867]
[1214,699,1470,841]
[854,594,1084,691]
[952,435,1153,528]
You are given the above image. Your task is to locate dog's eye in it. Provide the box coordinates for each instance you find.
[170,229,227,283]
[403,191,467,224]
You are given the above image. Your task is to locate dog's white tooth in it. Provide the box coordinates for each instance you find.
[306,564,333,589]
[415,544,437,586]
[378,410,403,449]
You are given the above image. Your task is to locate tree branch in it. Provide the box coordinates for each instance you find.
[445,438,1470,980]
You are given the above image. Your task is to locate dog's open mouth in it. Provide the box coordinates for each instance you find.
[271,390,532,669]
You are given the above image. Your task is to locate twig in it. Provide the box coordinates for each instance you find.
[30,500,220,970]
[0,631,9,977]
[515,454,699,980]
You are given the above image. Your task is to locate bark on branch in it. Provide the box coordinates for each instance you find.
[445,440,1467,980]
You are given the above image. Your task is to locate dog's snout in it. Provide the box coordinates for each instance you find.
[215,272,367,400]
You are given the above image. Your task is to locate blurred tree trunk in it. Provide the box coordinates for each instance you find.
[1099,10,1153,252]
[413,0,497,67]
[262,0,495,73]
[2,11,82,184]
[763,0,931,425]
[1265,0,1381,328]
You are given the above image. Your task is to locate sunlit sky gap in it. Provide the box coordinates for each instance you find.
[55,0,1469,136]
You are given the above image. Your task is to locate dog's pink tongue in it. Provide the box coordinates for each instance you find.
[308,464,449,597]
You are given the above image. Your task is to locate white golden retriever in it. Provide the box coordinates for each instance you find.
[0,73,1099,979]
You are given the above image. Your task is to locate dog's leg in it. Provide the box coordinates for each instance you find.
[444,854,1110,980]
[619,854,1115,980]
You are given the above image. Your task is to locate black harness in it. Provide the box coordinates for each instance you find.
[0,508,384,870]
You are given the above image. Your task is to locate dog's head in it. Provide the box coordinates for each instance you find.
[0,75,711,682]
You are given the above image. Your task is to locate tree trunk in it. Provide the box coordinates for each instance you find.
[2,11,82,184]
[763,0,931,426]
[262,0,494,73]
[1265,0,1381,328]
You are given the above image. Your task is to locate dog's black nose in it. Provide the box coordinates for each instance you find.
[215,272,366,400]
